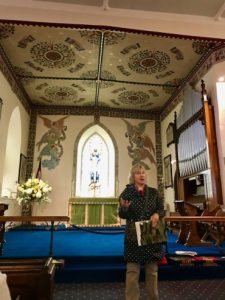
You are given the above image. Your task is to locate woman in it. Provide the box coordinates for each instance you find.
[118,163,165,300]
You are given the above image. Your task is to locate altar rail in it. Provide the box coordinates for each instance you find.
[0,216,69,256]
[69,198,120,227]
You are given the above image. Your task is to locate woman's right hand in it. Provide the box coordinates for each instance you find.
[120,198,131,210]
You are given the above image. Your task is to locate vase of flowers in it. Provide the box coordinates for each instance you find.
[16,177,52,215]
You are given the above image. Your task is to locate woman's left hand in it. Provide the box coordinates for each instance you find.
[150,213,159,227]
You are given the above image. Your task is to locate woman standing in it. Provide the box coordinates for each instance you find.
[119,164,165,300]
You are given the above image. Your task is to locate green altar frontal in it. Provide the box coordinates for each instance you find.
[69,197,120,227]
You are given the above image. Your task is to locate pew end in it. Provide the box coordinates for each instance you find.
[0,257,62,300]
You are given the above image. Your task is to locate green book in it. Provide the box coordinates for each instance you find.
[135,219,167,246]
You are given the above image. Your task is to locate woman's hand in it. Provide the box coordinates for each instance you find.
[150,213,159,227]
[120,198,131,211]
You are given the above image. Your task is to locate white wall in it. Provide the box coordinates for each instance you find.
[0,71,30,214]
[202,62,225,204]
[1,107,21,197]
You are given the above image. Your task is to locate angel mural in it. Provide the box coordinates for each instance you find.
[122,119,156,170]
[36,116,68,170]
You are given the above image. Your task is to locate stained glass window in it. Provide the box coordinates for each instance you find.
[76,125,115,197]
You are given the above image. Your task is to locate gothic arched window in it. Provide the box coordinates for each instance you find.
[75,124,115,197]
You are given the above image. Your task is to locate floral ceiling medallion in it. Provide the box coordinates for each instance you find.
[118,91,149,105]
[45,86,78,102]
[30,42,75,68]
[128,50,170,74]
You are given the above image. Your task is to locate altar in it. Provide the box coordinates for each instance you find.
[69,198,120,227]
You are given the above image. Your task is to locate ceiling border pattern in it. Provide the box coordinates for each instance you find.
[155,119,164,199]
[26,109,37,179]
[191,44,225,86]
[32,105,160,120]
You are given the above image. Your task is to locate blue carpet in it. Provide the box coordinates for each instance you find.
[2,227,225,258]
[2,227,124,258]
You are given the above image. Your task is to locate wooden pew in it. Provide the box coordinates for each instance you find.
[172,201,209,246]
[0,257,57,300]
[201,206,225,246]
[176,201,199,245]
[165,216,225,247]
[0,216,68,299]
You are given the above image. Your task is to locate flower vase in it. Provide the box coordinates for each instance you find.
[30,202,39,216]
[21,202,33,216]
[20,202,35,226]
[21,202,37,217]
[30,202,35,216]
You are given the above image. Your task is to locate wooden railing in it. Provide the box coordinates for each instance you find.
[165,216,225,222]
[0,216,69,256]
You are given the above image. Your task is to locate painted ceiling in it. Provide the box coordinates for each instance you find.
[0,21,224,114]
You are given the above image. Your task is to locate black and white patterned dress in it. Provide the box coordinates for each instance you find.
[119,184,165,264]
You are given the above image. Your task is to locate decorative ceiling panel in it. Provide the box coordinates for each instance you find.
[101,31,212,85]
[98,82,168,110]
[0,25,100,78]
[23,79,96,106]
[0,21,224,114]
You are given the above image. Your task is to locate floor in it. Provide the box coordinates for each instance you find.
[53,278,225,300]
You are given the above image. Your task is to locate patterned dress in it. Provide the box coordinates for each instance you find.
[119,184,165,264]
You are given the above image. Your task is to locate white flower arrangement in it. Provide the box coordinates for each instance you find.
[16,177,52,205]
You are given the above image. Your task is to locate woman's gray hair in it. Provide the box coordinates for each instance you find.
[128,163,147,184]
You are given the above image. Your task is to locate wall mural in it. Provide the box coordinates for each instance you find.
[36,116,68,170]
[122,119,156,170]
